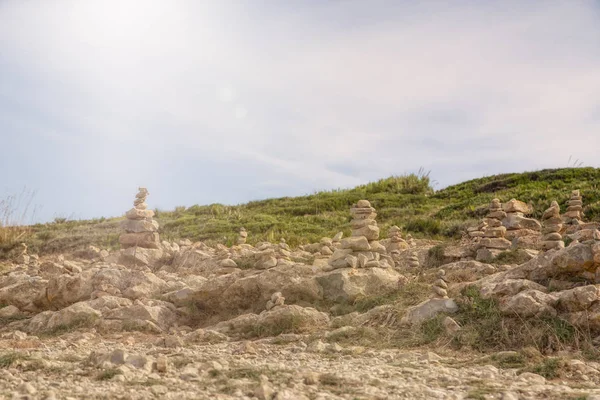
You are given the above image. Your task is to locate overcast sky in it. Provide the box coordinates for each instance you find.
[1,0,599,223]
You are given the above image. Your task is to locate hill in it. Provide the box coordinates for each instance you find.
[4,167,600,257]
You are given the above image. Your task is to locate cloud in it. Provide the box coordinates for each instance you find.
[0,0,599,221]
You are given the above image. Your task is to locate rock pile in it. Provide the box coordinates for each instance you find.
[563,190,583,225]
[275,239,292,263]
[119,188,160,249]
[502,199,541,240]
[476,199,512,261]
[327,200,393,270]
[432,270,448,299]
[386,226,409,253]
[541,201,565,250]
[406,234,416,247]
[593,230,600,264]
[237,228,248,245]
[266,292,285,311]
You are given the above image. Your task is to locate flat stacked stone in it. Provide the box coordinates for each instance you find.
[467,220,487,239]
[386,226,409,253]
[276,238,292,263]
[564,190,583,225]
[237,228,248,245]
[541,201,564,251]
[476,199,512,261]
[119,187,160,249]
[327,200,393,270]
[502,199,541,240]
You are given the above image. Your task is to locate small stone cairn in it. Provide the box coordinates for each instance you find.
[406,234,416,247]
[386,226,409,253]
[541,201,565,251]
[408,252,420,268]
[327,200,393,269]
[266,292,285,311]
[467,220,487,240]
[476,199,512,260]
[119,187,160,249]
[564,190,583,226]
[275,238,292,263]
[237,228,248,245]
[432,270,448,299]
[15,243,29,265]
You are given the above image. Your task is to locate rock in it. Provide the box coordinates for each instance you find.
[30,302,101,333]
[503,199,532,214]
[443,316,461,334]
[210,305,329,336]
[219,259,238,268]
[156,356,168,373]
[500,290,557,317]
[119,232,161,249]
[340,237,370,252]
[0,305,21,318]
[401,298,458,326]
[555,285,599,312]
[317,267,402,303]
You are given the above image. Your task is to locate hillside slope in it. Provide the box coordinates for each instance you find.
[8,167,600,256]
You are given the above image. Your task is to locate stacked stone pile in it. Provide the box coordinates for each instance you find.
[406,234,416,247]
[502,199,541,240]
[266,292,285,311]
[432,270,448,299]
[564,190,583,225]
[119,188,160,249]
[476,199,512,260]
[237,228,248,245]
[408,252,420,268]
[541,201,564,251]
[327,200,393,269]
[386,226,409,253]
[592,230,600,265]
[275,239,292,263]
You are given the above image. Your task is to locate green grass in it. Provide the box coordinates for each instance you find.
[0,352,29,368]
[4,167,600,257]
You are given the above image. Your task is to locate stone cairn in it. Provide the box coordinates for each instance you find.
[467,220,488,240]
[237,227,248,245]
[476,199,512,260]
[563,190,583,226]
[119,187,160,249]
[327,200,393,269]
[275,238,292,263]
[502,198,541,240]
[266,292,285,311]
[386,226,409,253]
[15,243,29,265]
[541,201,564,250]
[408,252,420,268]
[406,234,416,247]
[432,270,448,299]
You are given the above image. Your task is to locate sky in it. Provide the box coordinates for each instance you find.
[1,0,599,223]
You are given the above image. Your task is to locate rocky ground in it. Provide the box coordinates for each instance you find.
[2,229,600,399]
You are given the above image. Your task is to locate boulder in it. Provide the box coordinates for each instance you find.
[316,267,402,303]
[400,298,458,326]
[556,285,600,312]
[0,277,48,311]
[209,305,329,336]
[503,199,533,214]
[499,290,557,317]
